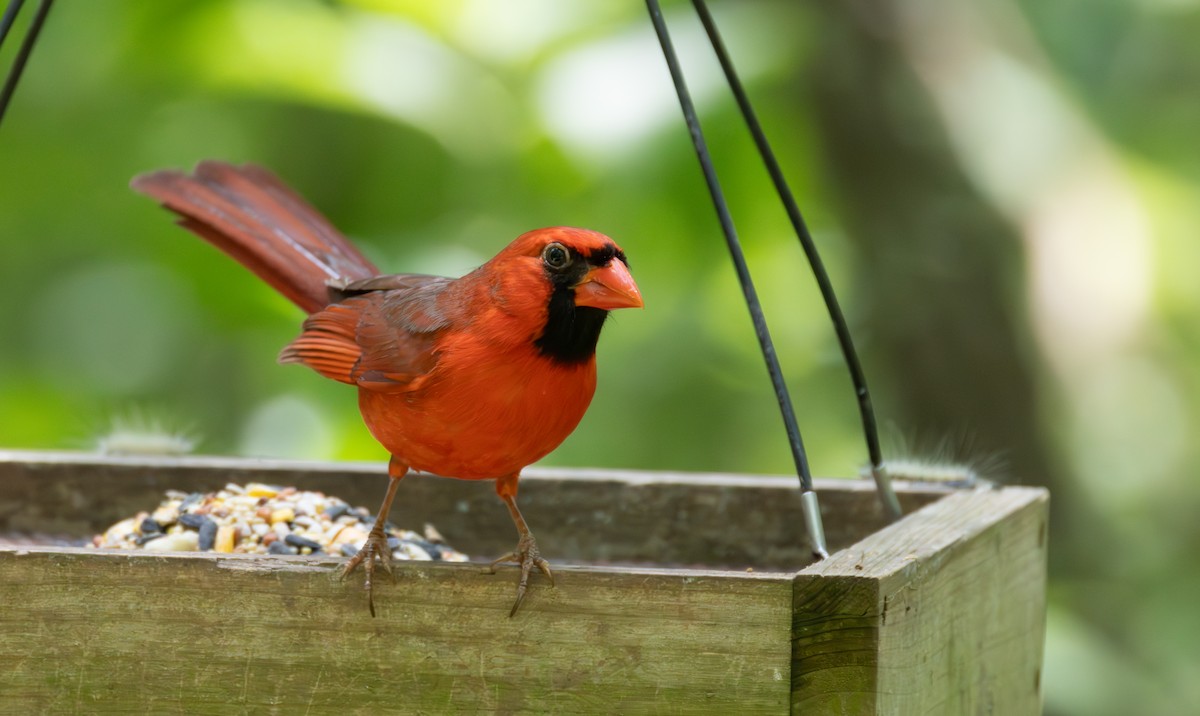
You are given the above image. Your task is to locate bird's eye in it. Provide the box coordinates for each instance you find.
[542,243,569,269]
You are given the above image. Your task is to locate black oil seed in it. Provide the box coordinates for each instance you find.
[324,503,350,520]
[268,541,297,555]
[178,513,210,530]
[197,520,218,551]
[284,534,322,552]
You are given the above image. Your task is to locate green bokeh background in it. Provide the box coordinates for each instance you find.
[2,1,1197,713]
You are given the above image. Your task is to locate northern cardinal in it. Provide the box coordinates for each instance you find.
[131,161,642,616]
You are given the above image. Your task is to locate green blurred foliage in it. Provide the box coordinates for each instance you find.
[1,0,862,474]
[1,1,1197,713]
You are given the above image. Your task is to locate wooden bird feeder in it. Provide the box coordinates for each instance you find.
[0,450,1047,713]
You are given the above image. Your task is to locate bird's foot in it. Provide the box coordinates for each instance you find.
[339,526,394,617]
[486,532,554,617]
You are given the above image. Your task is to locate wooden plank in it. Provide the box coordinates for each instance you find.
[0,450,951,569]
[791,486,1049,714]
[0,451,1049,711]
[0,547,795,714]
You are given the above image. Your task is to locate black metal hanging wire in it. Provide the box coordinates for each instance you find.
[690,0,901,521]
[647,0,907,550]
[645,0,831,558]
[0,0,52,130]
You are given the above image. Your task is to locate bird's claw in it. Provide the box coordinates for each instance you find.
[339,527,394,618]
[486,533,554,617]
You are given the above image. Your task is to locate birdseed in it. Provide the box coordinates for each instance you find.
[91,482,468,562]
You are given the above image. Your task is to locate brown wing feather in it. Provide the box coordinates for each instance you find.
[328,273,441,302]
[351,276,456,392]
[279,275,458,392]
[279,301,365,384]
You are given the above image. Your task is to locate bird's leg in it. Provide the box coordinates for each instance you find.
[339,456,407,617]
[486,473,554,617]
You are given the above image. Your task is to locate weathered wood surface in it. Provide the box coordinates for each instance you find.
[792,486,1049,715]
[0,548,794,714]
[0,450,950,568]
[0,451,1048,713]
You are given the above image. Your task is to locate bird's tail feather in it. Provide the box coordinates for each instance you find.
[131,161,379,314]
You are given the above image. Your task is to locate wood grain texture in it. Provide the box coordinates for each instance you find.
[792,486,1049,715]
[0,451,1047,713]
[0,548,794,714]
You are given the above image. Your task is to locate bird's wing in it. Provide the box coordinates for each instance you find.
[279,274,457,392]
[329,273,441,296]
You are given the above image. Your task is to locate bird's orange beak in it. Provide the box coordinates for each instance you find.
[574,261,644,310]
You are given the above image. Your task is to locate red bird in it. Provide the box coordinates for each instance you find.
[132,161,643,616]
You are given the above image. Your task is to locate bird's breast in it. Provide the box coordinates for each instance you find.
[357,336,598,479]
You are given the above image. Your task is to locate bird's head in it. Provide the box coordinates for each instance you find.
[505,227,643,310]
[492,227,643,363]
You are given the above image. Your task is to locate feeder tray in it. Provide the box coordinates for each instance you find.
[0,450,1046,713]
